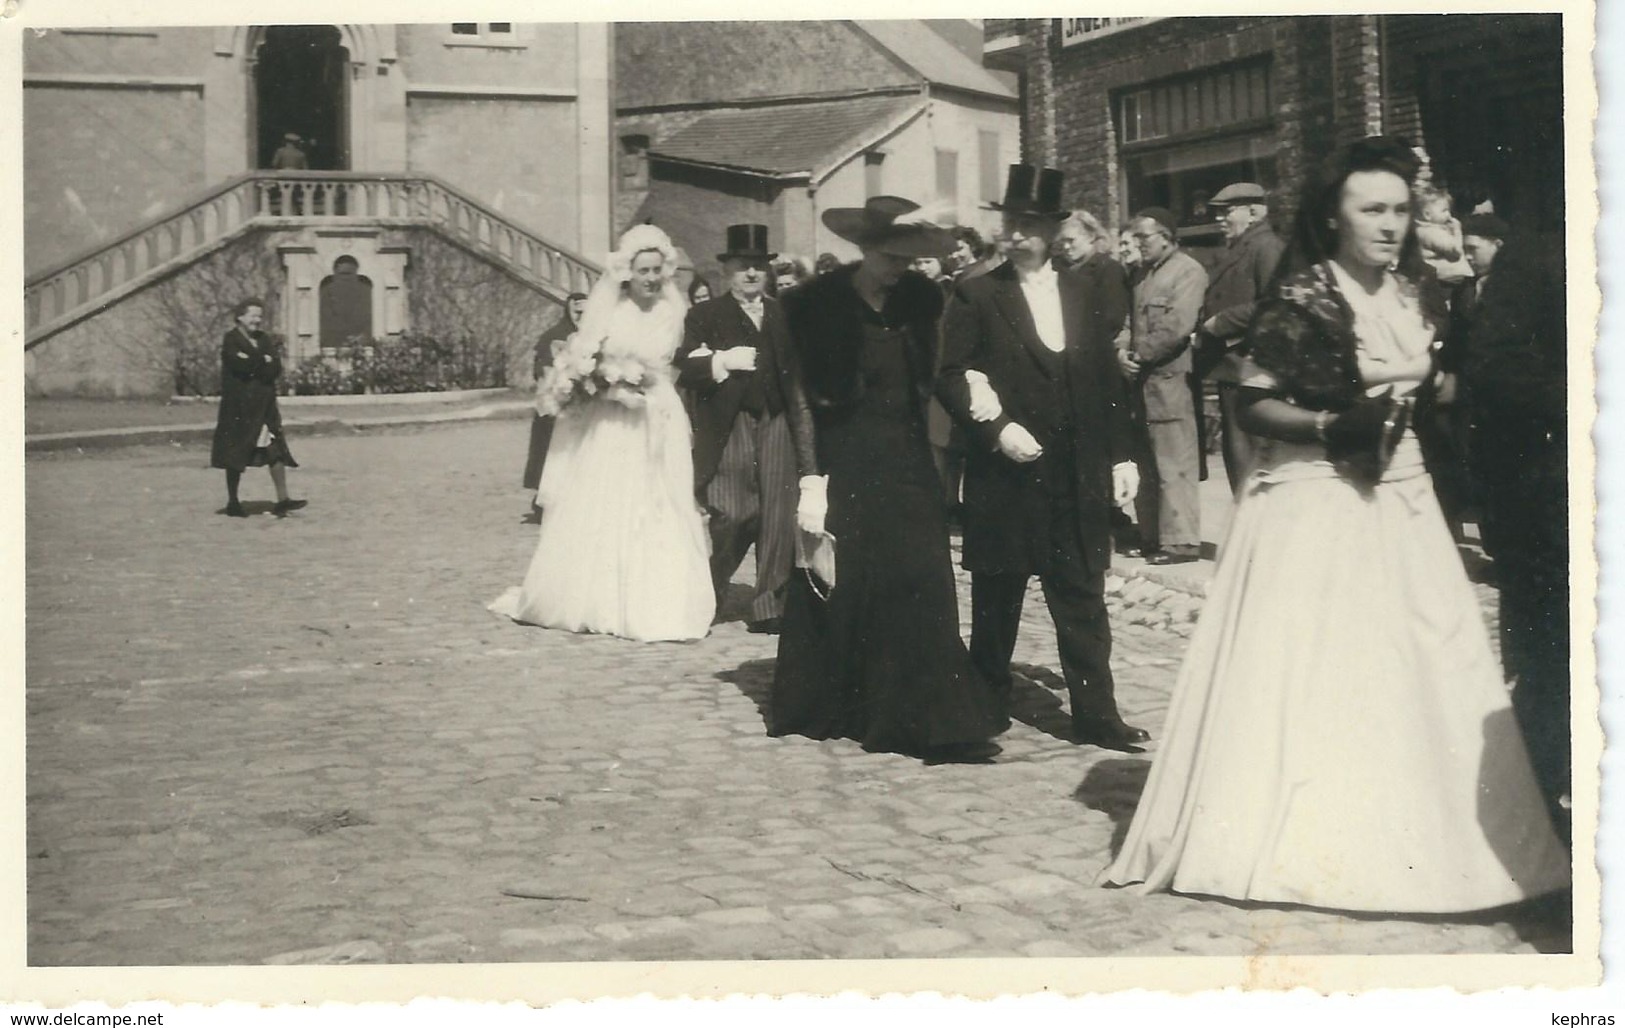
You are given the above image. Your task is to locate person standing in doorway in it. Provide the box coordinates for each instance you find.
[211,299,305,518]
[271,132,308,171]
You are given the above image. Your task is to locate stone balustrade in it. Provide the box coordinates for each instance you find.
[24,172,599,347]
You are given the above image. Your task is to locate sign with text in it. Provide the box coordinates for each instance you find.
[1057,17,1159,47]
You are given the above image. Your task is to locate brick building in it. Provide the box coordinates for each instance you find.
[615,20,1021,284]
[24,23,614,396]
[987,15,1564,263]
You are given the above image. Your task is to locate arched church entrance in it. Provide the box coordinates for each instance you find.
[254,25,350,171]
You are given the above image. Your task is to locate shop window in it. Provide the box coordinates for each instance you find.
[1116,60,1276,251]
[1120,133,1278,249]
[1118,60,1271,146]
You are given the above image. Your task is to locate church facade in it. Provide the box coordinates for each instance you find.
[24,23,614,396]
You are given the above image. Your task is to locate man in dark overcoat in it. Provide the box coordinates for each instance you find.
[210,298,305,518]
[938,165,1145,747]
[1193,181,1286,493]
[1462,228,1569,844]
[521,291,586,524]
[676,224,809,633]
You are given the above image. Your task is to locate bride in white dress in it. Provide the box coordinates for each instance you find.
[491,225,714,641]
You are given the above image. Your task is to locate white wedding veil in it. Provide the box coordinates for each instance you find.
[571,223,687,353]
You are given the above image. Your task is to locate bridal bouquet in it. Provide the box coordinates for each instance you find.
[536,332,660,416]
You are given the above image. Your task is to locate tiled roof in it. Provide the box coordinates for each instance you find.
[649,95,926,179]
[851,21,1016,100]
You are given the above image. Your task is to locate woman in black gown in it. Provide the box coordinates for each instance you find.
[771,197,1007,761]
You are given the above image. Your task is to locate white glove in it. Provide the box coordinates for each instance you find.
[1112,461,1140,508]
[797,476,829,535]
[996,423,1043,463]
[709,345,757,382]
[964,370,1003,423]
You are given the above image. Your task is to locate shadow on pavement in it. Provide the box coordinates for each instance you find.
[216,501,281,518]
[1072,757,1152,859]
[716,656,776,730]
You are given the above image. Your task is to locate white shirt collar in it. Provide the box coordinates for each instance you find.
[1015,261,1058,288]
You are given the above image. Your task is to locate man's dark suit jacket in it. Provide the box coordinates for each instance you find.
[675,293,809,492]
[938,262,1133,577]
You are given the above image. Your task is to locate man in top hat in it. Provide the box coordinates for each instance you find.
[1193,181,1285,493]
[937,164,1148,748]
[676,224,809,633]
[271,132,308,171]
[1122,206,1208,565]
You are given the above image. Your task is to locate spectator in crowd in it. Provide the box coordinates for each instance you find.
[1117,228,1142,270]
[950,225,998,280]
[1194,181,1287,493]
[1122,208,1207,564]
[771,255,814,297]
[814,252,841,277]
[211,298,305,518]
[1463,227,1570,845]
[688,276,715,305]
[521,291,587,523]
[1100,135,1568,910]
[1414,185,1474,285]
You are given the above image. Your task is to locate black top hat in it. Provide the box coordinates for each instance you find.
[717,224,777,262]
[984,164,1068,219]
[821,196,954,258]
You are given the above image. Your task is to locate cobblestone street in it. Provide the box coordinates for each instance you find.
[24,421,1569,966]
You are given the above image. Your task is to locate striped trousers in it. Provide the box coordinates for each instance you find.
[703,410,798,623]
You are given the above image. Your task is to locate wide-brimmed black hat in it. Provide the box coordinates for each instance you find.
[984,164,1068,219]
[821,196,953,258]
[717,224,777,262]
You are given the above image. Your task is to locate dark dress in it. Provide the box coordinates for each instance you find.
[523,316,576,491]
[211,327,297,471]
[771,283,1007,755]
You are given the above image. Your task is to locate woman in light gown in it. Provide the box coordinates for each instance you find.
[1099,137,1568,913]
[491,224,714,642]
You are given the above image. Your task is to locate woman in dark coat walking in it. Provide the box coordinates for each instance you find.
[210,298,304,518]
[771,197,1007,762]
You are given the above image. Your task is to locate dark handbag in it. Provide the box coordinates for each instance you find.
[1324,388,1412,489]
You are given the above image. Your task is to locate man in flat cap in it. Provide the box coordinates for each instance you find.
[1121,207,1207,565]
[1194,181,1285,493]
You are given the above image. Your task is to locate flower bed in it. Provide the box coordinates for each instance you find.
[283,333,509,396]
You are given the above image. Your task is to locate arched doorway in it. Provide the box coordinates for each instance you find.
[319,256,373,349]
[254,25,350,171]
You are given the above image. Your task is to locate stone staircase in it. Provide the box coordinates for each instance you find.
[24,171,601,349]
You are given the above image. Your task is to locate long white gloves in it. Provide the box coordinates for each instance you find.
[797,475,829,535]
[964,369,1003,422]
[996,423,1043,463]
